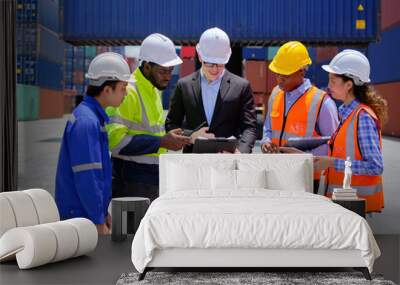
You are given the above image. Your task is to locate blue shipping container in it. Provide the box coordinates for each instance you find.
[65,82,73,90]
[65,46,74,58]
[37,0,60,32]
[162,75,179,109]
[17,23,37,56]
[17,0,60,32]
[242,47,267,60]
[312,60,330,89]
[38,25,65,63]
[63,0,378,45]
[73,84,85,94]
[64,62,73,73]
[368,26,400,84]
[162,89,171,110]
[17,55,37,85]
[73,58,84,71]
[73,46,85,58]
[36,58,63,90]
[16,0,37,22]
[17,23,64,63]
[110,46,125,55]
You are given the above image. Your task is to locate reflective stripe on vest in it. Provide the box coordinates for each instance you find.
[112,154,159,165]
[269,86,326,180]
[269,86,325,146]
[325,104,384,212]
[109,115,165,134]
[72,162,102,173]
[130,82,165,134]
[108,81,166,164]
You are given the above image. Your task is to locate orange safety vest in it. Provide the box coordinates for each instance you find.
[268,85,327,180]
[322,104,384,213]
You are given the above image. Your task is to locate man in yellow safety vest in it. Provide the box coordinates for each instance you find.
[106,34,190,202]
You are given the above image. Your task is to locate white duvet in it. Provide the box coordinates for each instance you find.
[131,190,380,273]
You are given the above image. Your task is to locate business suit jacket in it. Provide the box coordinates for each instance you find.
[165,70,257,153]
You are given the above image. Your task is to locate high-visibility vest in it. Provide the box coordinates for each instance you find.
[268,85,327,179]
[106,68,166,165]
[322,104,384,213]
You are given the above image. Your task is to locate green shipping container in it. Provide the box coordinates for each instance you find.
[17,84,39,121]
[267,47,279,61]
[85,46,97,59]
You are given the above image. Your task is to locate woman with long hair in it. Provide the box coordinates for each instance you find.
[314,49,388,213]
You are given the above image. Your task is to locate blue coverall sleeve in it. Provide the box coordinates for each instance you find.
[68,119,106,224]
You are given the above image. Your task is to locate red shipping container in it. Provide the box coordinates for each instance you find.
[180,46,196,59]
[126,57,137,72]
[64,95,75,114]
[63,89,77,114]
[266,67,277,93]
[179,58,196,78]
[253,92,268,107]
[316,46,339,63]
[73,71,84,84]
[64,89,77,97]
[243,60,268,93]
[381,0,400,31]
[39,88,64,119]
[373,81,400,137]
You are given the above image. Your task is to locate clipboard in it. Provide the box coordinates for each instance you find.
[284,136,330,151]
[192,138,238,153]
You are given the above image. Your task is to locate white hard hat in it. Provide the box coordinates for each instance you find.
[322,49,370,85]
[196,27,232,64]
[86,52,131,86]
[138,33,182,67]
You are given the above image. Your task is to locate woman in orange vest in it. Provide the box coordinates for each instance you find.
[314,50,388,213]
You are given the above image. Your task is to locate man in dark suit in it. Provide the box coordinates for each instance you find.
[165,27,257,153]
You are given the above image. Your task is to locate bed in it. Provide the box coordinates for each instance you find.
[131,154,380,280]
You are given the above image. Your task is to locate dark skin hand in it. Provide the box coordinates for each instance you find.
[261,141,279,153]
[160,128,191,151]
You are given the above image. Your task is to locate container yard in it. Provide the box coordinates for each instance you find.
[1,0,400,284]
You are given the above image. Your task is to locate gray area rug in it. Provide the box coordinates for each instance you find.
[117,271,396,285]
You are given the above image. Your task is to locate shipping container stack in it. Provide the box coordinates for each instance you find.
[63,45,77,114]
[16,0,65,120]
[126,57,137,73]
[242,47,278,117]
[179,46,196,78]
[241,47,274,139]
[160,47,184,110]
[367,0,400,137]
[63,45,120,111]
[110,46,126,56]
[308,46,334,89]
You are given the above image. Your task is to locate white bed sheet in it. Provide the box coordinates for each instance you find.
[131,190,380,273]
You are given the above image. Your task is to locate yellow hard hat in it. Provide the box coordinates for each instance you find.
[269,41,312,75]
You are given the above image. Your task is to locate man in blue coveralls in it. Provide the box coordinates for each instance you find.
[55,52,131,235]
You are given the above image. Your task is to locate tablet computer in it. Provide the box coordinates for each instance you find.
[192,138,238,153]
[284,136,331,151]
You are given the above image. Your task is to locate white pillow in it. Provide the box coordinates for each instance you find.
[167,163,211,191]
[266,162,308,191]
[167,160,236,192]
[211,168,237,190]
[236,169,267,189]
